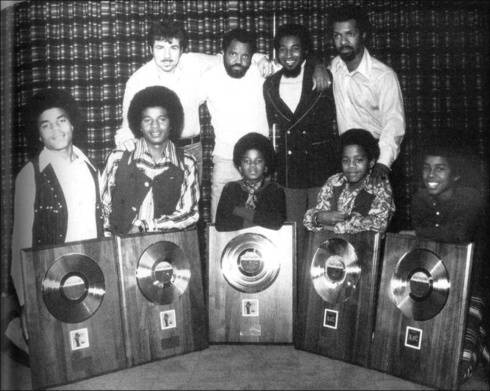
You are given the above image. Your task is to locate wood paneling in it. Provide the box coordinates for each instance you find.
[295,231,380,368]
[370,233,473,389]
[208,224,295,343]
[21,237,126,389]
[116,229,207,366]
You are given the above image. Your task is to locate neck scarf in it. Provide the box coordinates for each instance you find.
[239,179,264,210]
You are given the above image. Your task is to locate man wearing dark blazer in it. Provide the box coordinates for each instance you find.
[263,23,340,257]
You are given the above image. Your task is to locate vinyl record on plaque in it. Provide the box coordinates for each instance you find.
[310,238,361,304]
[136,241,191,305]
[42,253,105,323]
[390,248,450,321]
[221,233,280,293]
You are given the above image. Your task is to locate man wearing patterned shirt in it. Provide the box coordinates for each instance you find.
[328,5,405,184]
[102,86,199,234]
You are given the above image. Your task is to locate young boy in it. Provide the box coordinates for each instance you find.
[404,141,489,383]
[9,89,104,360]
[101,85,199,234]
[215,132,286,231]
[304,128,395,234]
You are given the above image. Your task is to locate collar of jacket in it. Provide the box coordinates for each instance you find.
[265,58,325,125]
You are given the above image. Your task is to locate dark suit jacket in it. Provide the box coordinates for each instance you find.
[263,59,340,189]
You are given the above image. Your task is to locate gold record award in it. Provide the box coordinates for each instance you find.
[220,232,280,293]
[42,253,105,323]
[310,238,361,304]
[390,248,450,321]
[136,241,191,305]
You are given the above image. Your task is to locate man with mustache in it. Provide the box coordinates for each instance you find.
[329,5,405,184]
[263,23,339,258]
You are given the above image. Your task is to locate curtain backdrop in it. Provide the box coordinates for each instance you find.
[2,0,489,292]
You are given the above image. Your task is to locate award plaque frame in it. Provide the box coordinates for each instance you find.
[370,233,473,390]
[116,229,207,367]
[21,237,127,389]
[208,224,295,343]
[295,231,381,368]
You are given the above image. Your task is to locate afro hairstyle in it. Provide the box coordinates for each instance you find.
[23,88,82,156]
[127,86,184,141]
[340,128,379,162]
[233,132,275,174]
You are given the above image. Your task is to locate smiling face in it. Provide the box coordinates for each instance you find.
[277,35,305,77]
[422,155,458,200]
[341,144,374,188]
[38,107,74,152]
[140,106,171,147]
[151,38,183,73]
[239,148,267,183]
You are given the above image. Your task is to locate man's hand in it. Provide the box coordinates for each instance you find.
[370,162,391,185]
[312,63,332,91]
[255,55,275,78]
[115,128,137,151]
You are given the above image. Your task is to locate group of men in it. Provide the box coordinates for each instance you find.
[114,4,405,244]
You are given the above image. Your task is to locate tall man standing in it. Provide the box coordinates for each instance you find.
[263,23,339,256]
[328,5,405,183]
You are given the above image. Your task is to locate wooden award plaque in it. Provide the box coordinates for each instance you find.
[370,233,473,390]
[21,237,127,389]
[295,231,381,367]
[208,224,295,343]
[116,229,207,367]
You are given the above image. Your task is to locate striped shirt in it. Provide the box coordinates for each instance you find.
[101,138,199,232]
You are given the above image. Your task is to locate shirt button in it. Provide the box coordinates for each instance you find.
[131,206,137,212]
[144,181,150,187]
[287,131,291,135]
[436,211,440,215]
[288,150,292,155]
[435,223,439,228]
[302,131,306,135]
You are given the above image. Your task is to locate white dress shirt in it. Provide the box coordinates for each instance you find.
[331,48,405,167]
[199,61,269,159]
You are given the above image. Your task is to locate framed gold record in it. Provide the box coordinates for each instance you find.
[20,237,126,390]
[370,233,474,390]
[208,224,295,343]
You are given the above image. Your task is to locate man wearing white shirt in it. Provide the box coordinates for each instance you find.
[199,28,270,221]
[328,5,405,183]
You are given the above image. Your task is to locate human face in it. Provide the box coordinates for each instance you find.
[332,20,365,63]
[151,38,183,72]
[38,107,74,152]
[140,107,171,146]
[239,149,267,183]
[223,39,252,79]
[277,35,305,78]
[341,144,374,188]
[422,155,458,200]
